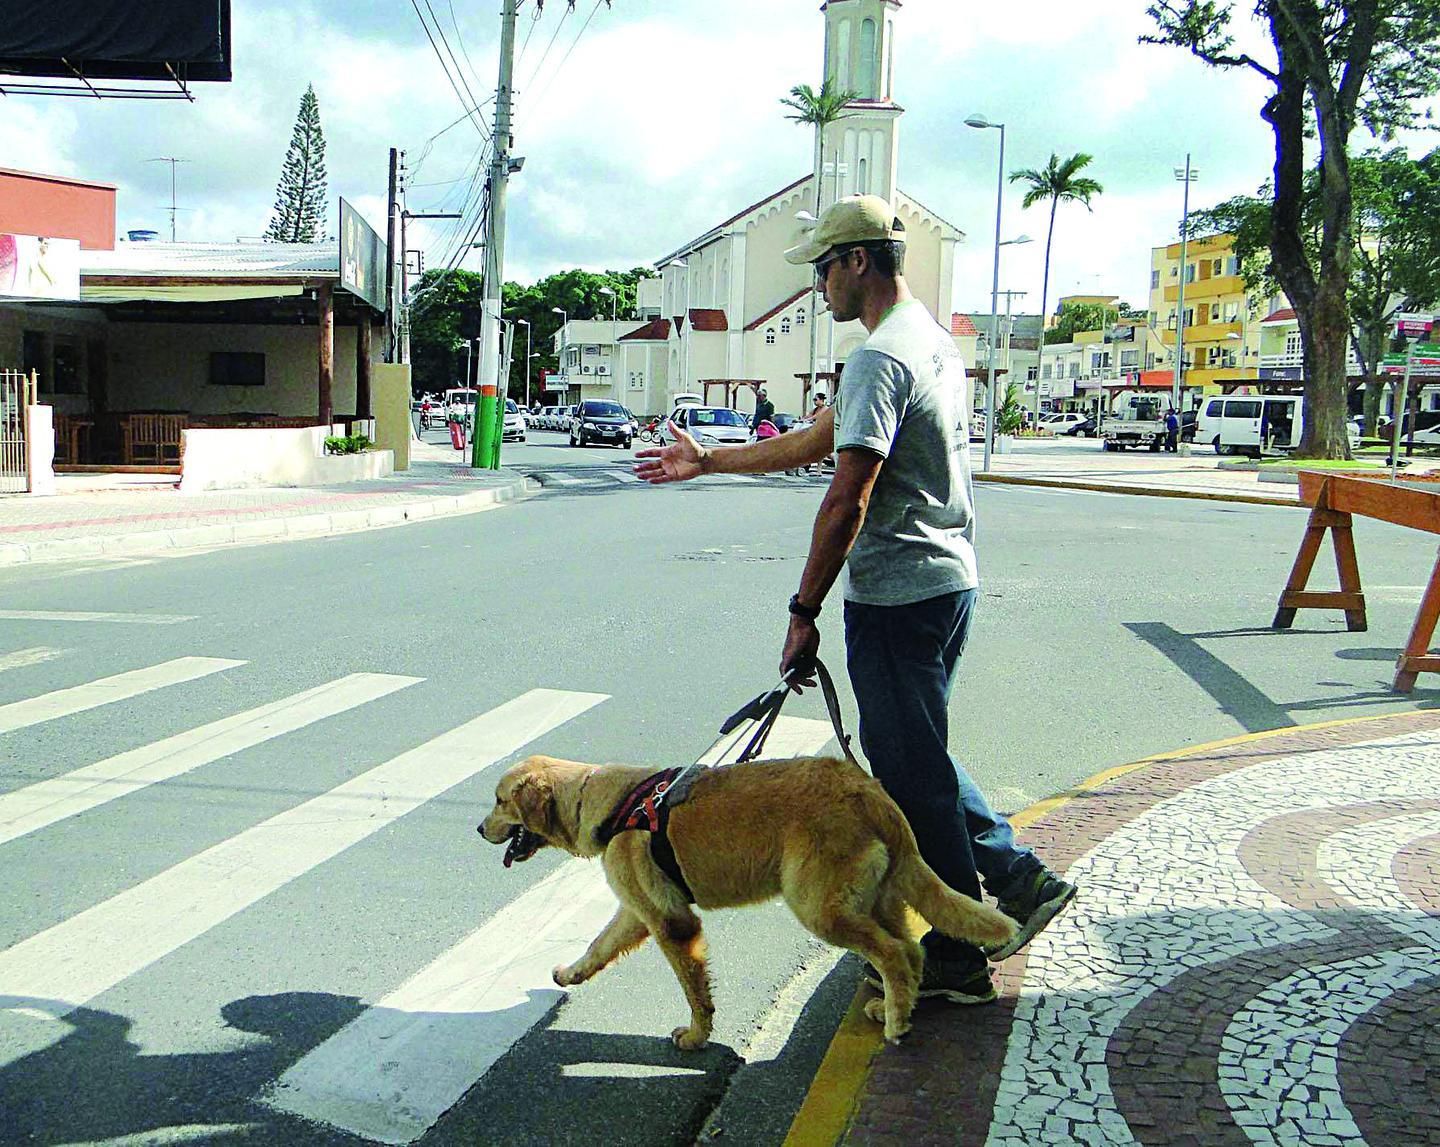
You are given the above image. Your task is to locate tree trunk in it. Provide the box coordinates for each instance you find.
[1300,278,1352,456]
[1034,200,1057,425]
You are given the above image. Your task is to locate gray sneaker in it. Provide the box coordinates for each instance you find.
[985,870,1077,962]
[863,958,997,1005]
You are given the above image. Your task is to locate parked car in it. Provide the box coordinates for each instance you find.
[571,399,633,448]
[770,412,801,433]
[502,398,526,442]
[1058,416,1097,438]
[658,405,752,447]
[1042,412,1090,436]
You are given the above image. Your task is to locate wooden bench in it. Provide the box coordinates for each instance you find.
[123,413,187,464]
[1274,471,1440,692]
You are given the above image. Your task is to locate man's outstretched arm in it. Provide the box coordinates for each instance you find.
[633,409,835,485]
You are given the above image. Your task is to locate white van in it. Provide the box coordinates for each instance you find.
[1204,394,1359,456]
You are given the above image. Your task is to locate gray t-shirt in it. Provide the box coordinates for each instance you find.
[833,298,978,606]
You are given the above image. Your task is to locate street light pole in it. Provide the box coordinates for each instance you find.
[1173,155,1199,455]
[518,318,532,408]
[552,306,569,407]
[967,114,1006,473]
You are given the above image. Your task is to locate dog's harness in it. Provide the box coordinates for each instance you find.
[591,659,855,905]
[594,766,697,902]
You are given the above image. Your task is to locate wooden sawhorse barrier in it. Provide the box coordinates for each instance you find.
[1274,471,1440,692]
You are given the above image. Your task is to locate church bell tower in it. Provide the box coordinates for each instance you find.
[820,0,902,206]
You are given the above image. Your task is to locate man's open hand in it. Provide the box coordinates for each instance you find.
[633,420,705,484]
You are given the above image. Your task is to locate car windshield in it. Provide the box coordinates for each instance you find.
[505,400,518,412]
[583,401,625,417]
[691,408,747,427]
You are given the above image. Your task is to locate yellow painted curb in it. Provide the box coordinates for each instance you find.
[781,707,1438,1146]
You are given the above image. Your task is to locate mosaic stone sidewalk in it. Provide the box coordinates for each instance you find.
[843,711,1440,1147]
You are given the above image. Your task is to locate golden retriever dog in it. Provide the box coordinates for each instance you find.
[479,753,1015,1047]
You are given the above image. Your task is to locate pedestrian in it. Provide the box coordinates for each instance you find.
[1164,407,1180,453]
[635,195,1075,1003]
[752,386,776,432]
[809,390,828,422]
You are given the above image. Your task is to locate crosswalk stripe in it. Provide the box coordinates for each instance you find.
[0,657,244,736]
[262,714,837,1144]
[0,610,196,624]
[0,673,423,847]
[0,687,607,1066]
[0,647,64,673]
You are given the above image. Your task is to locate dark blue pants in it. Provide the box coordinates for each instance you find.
[844,588,1041,962]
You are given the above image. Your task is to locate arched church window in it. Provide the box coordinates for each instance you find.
[860,19,878,98]
[836,20,852,90]
[766,328,777,345]
[858,158,869,196]
[781,318,791,335]
[796,307,806,327]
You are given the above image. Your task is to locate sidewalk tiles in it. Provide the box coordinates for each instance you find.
[790,710,1440,1147]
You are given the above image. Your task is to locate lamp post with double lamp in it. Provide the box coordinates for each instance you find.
[966,113,1011,473]
[670,260,691,396]
[516,318,532,409]
[551,306,569,413]
[797,210,821,402]
[598,285,618,322]
[1173,156,1199,454]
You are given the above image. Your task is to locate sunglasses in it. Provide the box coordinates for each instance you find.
[814,248,854,284]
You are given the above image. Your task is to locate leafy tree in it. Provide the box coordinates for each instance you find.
[1045,300,1121,345]
[266,84,329,243]
[406,265,658,400]
[782,78,861,389]
[1145,0,1440,458]
[1191,148,1440,435]
[1009,154,1103,415]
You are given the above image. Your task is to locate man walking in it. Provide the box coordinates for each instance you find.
[751,386,776,432]
[635,195,1074,1002]
[1164,407,1180,453]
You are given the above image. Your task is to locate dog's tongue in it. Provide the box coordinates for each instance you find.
[503,827,526,868]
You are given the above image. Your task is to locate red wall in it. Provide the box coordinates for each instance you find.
[0,168,116,251]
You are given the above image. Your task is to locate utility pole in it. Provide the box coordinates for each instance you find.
[385,148,399,363]
[1173,155,1199,455]
[147,157,188,241]
[473,0,519,469]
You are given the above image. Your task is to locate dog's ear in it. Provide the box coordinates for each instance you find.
[513,774,556,836]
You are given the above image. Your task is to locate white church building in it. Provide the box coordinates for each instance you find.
[621,0,966,418]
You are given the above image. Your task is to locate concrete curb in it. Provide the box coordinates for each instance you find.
[0,476,536,566]
[973,472,1302,507]
[781,708,1424,1147]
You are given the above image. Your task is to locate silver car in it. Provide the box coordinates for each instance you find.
[661,405,752,447]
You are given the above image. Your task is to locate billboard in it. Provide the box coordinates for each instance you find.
[338,199,387,313]
[0,233,80,300]
[0,0,232,82]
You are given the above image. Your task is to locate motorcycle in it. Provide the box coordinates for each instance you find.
[638,416,664,443]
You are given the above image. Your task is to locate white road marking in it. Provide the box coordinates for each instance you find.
[0,673,422,846]
[0,687,607,1070]
[0,610,196,624]
[0,647,64,673]
[262,714,836,1144]
[724,474,758,483]
[609,470,643,484]
[0,657,244,736]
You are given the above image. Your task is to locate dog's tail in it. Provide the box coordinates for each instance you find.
[874,796,1016,948]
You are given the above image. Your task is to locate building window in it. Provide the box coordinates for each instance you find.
[1151,269,1160,289]
[858,157,869,196]
[1121,349,1139,368]
[1212,258,1224,276]
[1042,364,1053,380]
[1069,362,1080,378]
[1185,264,1196,283]
[21,330,45,390]
[781,317,791,335]
[1227,255,1240,276]
[51,339,83,395]
[859,18,878,97]
[209,352,266,387]
[766,327,776,345]
[1285,331,1302,357]
[796,307,806,327]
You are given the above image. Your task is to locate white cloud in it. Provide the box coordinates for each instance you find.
[5,0,1436,320]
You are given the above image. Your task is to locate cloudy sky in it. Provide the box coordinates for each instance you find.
[1,0,1425,315]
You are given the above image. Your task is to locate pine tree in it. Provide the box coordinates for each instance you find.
[265,84,328,243]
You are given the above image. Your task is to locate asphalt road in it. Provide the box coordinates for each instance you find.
[2,427,1438,1146]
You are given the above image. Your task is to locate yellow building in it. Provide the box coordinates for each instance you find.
[1148,233,1262,394]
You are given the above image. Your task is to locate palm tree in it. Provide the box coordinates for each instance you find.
[1009,153,1103,425]
[781,79,859,392]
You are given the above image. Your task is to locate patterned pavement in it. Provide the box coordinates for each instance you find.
[839,711,1440,1147]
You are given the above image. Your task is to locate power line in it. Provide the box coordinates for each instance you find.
[423,0,486,122]
[409,0,491,143]
[520,1,573,95]
[525,0,607,115]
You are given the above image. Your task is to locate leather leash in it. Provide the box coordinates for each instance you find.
[721,658,858,766]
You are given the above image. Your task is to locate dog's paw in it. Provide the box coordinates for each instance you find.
[884,1019,912,1046]
[553,963,584,988]
[863,997,887,1025]
[671,1025,709,1051]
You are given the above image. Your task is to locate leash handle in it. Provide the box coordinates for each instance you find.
[733,658,857,766]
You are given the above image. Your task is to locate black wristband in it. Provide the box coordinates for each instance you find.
[788,593,821,621]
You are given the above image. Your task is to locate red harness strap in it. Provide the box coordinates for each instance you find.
[594,768,695,902]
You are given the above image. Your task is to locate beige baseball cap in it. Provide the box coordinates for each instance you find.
[785,194,906,265]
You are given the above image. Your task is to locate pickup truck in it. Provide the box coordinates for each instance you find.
[1100,395,1196,451]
